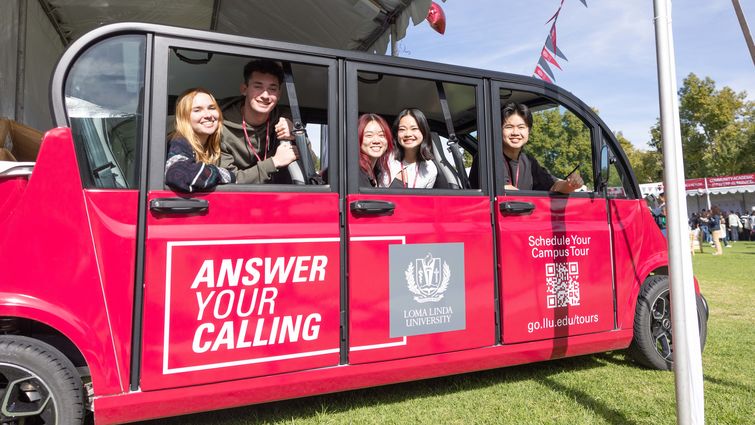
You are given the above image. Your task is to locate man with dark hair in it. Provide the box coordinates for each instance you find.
[498,102,582,193]
[220,59,297,184]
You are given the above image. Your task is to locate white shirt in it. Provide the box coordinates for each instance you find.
[381,152,437,189]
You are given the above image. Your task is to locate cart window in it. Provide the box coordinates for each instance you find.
[355,71,479,191]
[166,49,330,188]
[497,89,595,193]
[65,35,146,189]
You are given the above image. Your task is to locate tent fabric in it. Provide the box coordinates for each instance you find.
[687,185,755,196]
[41,0,434,53]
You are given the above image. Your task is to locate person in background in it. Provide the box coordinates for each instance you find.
[357,113,390,187]
[727,210,741,242]
[382,108,437,189]
[709,206,724,255]
[165,88,234,192]
[699,209,711,243]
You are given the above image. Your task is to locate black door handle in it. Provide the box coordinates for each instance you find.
[500,201,535,215]
[350,200,395,215]
[150,197,209,214]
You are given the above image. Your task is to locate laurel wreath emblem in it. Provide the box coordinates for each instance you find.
[405,261,451,303]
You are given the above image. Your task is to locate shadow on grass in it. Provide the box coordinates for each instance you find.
[704,374,755,392]
[538,377,638,425]
[137,353,632,424]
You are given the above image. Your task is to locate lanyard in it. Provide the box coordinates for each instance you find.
[504,156,521,188]
[401,162,420,188]
[241,118,270,163]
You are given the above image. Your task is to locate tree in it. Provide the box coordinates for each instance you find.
[615,131,662,183]
[528,108,593,186]
[650,73,754,178]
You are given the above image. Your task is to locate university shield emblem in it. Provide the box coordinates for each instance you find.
[406,253,450,303]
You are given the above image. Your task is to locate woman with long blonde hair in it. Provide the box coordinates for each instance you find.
[165,88,234,192]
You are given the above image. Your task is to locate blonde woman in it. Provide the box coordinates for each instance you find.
[165,88,235,192]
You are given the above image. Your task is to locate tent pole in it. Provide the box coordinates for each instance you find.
[652,1,705,424]
[705,179,711,210]
[732,0,755,67]
[390,20,398,56]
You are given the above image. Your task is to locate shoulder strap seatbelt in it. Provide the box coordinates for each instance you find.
[282,62,322,185]
[436,81,471,189]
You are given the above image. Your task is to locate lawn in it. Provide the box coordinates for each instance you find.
[139,242,754,425]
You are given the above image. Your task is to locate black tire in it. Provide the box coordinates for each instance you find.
[628,275,708,370]
[0,335,85,425]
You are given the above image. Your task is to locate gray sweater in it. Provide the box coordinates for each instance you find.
[219,97,290,184]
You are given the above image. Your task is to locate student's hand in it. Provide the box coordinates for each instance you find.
[275,118,295,141]
[504,184,519,191]
[565,170,584,190]
[272,141,297,168]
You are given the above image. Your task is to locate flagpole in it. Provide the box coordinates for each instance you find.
[652,1,705,424]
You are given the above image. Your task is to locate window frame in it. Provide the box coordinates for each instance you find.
[489,80,603,199]
[345,61,491,196]
[61,33,148,190]
[148,36,339,194]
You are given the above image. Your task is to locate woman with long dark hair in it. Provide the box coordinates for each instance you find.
[357,113,390,187]
[381,108,437,188]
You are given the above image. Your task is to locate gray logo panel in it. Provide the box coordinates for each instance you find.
[389,242,466,337]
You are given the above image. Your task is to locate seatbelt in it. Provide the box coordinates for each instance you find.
[436,81,471,189]
[282,62,322,185]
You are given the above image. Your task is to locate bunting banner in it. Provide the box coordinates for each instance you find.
[532,0,588,83]
[534,66,554,84]
[541,46,563,70]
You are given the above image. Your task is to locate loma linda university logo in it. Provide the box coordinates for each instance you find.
[405,253,451,303]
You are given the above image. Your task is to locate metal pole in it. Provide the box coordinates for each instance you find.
[732,0,755,67]
[14,0,27,122]
[653,1,705,424]
[705,179,711,210]
[390,21,398,56]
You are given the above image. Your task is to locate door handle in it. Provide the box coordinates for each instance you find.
[150,197,209,214]
[500,201,535,215]
[350,200,395,215]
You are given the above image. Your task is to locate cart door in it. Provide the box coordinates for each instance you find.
[139,39,340,390]
[345,65,496,364]
[489,84,615,346]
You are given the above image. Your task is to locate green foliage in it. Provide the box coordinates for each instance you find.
[527,108,594,187]
[650,73,754,178]
[616,131,663,184]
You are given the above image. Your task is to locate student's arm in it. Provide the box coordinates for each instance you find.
[165,138,234,192]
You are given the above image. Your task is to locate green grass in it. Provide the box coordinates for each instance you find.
[139,242,755,425]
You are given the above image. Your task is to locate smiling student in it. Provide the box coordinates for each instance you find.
[381,108,437,189]
[357,113,391,187]
[499,102,583,193]
[220,59,297,184]
[165,88,235,192]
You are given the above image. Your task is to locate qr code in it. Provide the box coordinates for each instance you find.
[545,262,580,308]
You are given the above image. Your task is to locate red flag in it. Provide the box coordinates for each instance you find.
[534,66,553,83]
[549,23,558,53]
[546,0,565,24]
[541,46,563,70]
[426,2,446,35]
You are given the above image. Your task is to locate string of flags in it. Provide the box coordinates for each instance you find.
[533,0,588,83]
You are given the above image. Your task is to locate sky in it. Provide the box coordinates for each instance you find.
[398,0,754,150]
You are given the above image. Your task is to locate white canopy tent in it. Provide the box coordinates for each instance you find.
[1,0,437,132]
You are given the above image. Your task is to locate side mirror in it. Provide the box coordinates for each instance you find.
[598,144,610,189]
